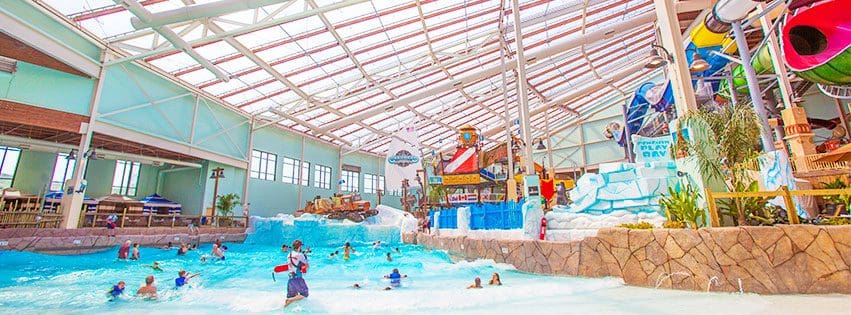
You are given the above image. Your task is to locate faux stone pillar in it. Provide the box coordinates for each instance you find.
[781,107,816,171]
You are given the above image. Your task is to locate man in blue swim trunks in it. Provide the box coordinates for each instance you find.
[383,268,407,290]
[284,239,309,307]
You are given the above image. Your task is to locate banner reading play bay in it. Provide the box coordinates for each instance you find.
[386,126,422,192]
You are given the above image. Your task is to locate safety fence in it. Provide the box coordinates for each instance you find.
[0,208,247,229]
[429,201,523,230]
[704,186,851,227]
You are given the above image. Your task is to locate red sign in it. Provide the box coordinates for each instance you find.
[540,178,555,201]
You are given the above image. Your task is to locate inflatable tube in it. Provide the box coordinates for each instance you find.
[782,0,851,85]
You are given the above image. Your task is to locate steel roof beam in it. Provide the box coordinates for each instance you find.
[316,11,655,133]
[129,0,292,29]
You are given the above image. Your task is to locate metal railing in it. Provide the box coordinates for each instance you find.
[704,186,851,227]
[79,209,248,229]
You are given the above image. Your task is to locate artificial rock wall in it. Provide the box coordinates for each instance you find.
[0,227,246,255]
[405,225,851,294]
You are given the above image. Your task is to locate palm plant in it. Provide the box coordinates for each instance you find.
[821,178,850,212]
[673,104,763,225]
[217,193,241,217]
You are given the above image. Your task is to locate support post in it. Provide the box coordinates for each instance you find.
[652,0,698,116]
[509,0,534,180]
[297,136,305,208]
[60,54,107,229]
[243,118,254,217]
[758,3,796,110]
[731,22,775,151]
[499,16,517,202]
[780,185,800,224]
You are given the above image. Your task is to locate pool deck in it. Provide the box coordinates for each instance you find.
[0,227,246,255]
[405,225,851,295]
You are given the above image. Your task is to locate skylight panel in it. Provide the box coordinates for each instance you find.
[323,1,375,24]
[80,11,136,38]
[179,69,217,85]
[238,26,290,47]
[148,52,199,73]
[204,79,248,97]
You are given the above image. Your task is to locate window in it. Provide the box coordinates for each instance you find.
[50,153,76,191]
[341,170,359,192]
[282,157,310,186]
[378,175,385,194]
[250,150,276,180]
[313,164,332,189]
[364,174,377,194]
[111,160,141,196]
[0,146,21,189]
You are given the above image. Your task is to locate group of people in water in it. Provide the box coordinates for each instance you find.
[107,237,506,307]
[107,239,225,300]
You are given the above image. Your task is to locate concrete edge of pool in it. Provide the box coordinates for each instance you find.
[403,225,851,295]
[0,227,246,255]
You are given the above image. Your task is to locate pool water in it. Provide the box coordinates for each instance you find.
[1,222,850,314]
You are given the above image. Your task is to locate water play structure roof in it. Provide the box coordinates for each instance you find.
[38,0,671,155]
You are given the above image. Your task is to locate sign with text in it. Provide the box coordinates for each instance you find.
[631,134,673,162]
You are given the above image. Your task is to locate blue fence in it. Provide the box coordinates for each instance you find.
[429,201,523,230]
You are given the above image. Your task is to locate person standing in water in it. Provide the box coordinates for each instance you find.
[117,240,131,259]
[130,243,141,260]
[284,239,309,307]
[342,242,355,260]
[383,268,407,290]
[467,277,483,289]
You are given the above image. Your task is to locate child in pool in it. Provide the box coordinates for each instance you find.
[383,268,407,290]
[175,270,200,287]
[106,281,125,300]
[386,252,392,262]
[143,261,163,271]
[343,242,355,260]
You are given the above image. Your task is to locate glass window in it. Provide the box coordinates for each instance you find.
[0,146,21,189]
[111,160,141,196]
[282,157,310,186]
[300,161,310,186]
[364,173,376,194]
[313,164,332,190]
[378,175,385,194]
[341,170,359,192]
[250,150,276,181]
[50,153,76,191]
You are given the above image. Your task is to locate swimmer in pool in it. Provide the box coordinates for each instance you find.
[343,242,355,260]
[386,252,392,262]
[106,281,125,300]
[175,270,200,287]
[372,240,381,250]
[143,261,163,271]
[352,283,362,289]
[130,243,140,260]
[136,275,157,299]
[117,240,131,259]
[395,247,400,254]
[383,268,407,290]
[211,244,225,260]
[177,243,188,256]
[281,244,289,253]
[489,273,502,286]
[467,277,483,289]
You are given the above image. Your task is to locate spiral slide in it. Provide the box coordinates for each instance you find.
[782,0,851,86]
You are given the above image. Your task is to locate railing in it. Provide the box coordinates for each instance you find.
[704,186,851,227]
[0,212,63,228]
[79,209,248,229]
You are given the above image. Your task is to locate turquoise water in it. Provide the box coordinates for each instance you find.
[1,221,850,314]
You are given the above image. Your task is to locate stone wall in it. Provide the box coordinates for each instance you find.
[0,227,247,255]
[405,225,851,294]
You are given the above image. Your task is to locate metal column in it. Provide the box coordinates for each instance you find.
[60,55,107,229]
[242,118,255,217]
[732,22,775,151]
[509,0,534,176]
[651,0,698,116]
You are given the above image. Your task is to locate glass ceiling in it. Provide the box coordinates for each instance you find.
[44,0,661,155]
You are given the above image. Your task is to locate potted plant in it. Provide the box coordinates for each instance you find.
[216,193,241,227]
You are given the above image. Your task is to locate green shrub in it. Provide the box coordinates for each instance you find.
[817,217,851,225]
[821,178,851,212]
[617,221,654,229]
[660,182,705,230]
[662,220,685,229]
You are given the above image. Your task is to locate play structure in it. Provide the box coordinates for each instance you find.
[296,193,376,223]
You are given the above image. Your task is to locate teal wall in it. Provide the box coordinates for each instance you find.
[160,167,205,215]
[11,150,55,194]
[0,62,94,115]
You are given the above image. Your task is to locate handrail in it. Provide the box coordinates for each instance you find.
[704,186,851,227]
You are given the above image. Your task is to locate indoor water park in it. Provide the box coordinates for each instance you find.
[0,0,850,314]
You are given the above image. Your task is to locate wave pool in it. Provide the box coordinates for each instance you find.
[1,212,849,314]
